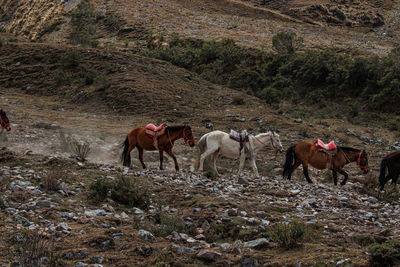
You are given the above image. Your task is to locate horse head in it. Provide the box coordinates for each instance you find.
[270,131,284,152]
[183,125,195,147]
[357,150,369,174]
[0,109,11,131]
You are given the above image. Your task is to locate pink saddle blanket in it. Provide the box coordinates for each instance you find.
[229,129,249,142]
[314,139,336,150]
[145,123,166,137]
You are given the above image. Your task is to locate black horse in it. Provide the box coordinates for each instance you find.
[379,151,400,190]
[0,109,11,131]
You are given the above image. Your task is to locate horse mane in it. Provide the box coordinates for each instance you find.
[337,146,360,153]
[166,125,189,131]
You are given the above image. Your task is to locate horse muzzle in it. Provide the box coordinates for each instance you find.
[189,141,195,147]
[6,126,11,131]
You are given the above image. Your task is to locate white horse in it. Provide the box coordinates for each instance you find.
[194,130,283,176]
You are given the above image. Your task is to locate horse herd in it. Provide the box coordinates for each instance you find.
[0,109,399,190]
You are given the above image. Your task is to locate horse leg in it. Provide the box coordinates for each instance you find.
[250,157,259,177]
[212,151,220,176]
[159,149,164,170]
[337,169,349,186]
[199,148,217,172]
[166,149,179,171]
[238,152,246,175]
[138,147,146,169]
[287,161,301,180]
[302,163,313,183]
[332,170,338,186]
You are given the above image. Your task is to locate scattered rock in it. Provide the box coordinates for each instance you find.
[240,256,259,267]
[244,238,269,249]
[138,229,157,243]
[196,249,222,261]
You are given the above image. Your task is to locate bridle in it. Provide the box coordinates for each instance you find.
[0,116,10,130]
[357,152,369,171]
[182,126,194,145]
[342,150,369,171]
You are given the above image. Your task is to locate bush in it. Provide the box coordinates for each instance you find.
[111,176,150,209]
[269,220,305,249]
[272,31,303,55]
[61,50,84,68]
[369,240,400,267]
[0,37,3,47]
[53,69,71,85]
[88,178,111,202]
[70,0,97,47]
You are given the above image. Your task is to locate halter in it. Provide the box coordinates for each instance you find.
[0,117,9,129]
[357,152,369,171]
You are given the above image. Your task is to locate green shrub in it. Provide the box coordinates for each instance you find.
[269,220,305,249]
[70,0,98,47]
[0,37,3,47]
[0,26,5,33]
[61,50,84,68]
[111,176,150,209]
[54,69,72,85]
[369,240,400,267]
[84,70,96,85]
[88,178,111,202]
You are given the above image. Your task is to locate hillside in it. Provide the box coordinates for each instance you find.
[1,0,400,266]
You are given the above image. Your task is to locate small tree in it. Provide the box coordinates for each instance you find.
[272,31,303,55]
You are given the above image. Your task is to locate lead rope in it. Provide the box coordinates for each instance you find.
[342,149,351,164]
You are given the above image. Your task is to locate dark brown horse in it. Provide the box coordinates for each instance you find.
[379,151,400,190]
[0,109,11,132]
[121,125,195,170]
[283,141,369,185]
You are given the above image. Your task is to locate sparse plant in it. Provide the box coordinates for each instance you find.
[11,230,64,266]
[111,175,150,209]
[369,240,400,267]
[151,206,186,237]
[41,170,62,192]
[68,138,91,162]
[0,37,4,47]
[380,183,400,203]
[0,26,5,32]
[88,178,111,202]
[70,0,98,47]
[269,220,305,249]
[101,12,124,31]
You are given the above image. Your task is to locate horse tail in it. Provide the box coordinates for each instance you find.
[283,145,296,179]
[193,134,208,170]
[120,135,131,167]
[379,158,387,189]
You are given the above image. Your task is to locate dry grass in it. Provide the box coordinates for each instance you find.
[41,170,63,192]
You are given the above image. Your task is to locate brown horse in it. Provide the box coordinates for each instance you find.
[121,125,195,170]
[379,151,400,190]
[0,109,11,132]
[283,141,369,185]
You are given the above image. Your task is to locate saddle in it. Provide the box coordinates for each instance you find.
[314,139,337,169]
[145,123,166,147]
[229,129,249,154]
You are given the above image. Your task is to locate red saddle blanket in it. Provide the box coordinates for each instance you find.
[229,129,249,142]
[145,123,166,137]
[314,139,336,150]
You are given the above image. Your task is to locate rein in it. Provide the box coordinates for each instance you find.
[165,126,193,146]
[252,135,276,151]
